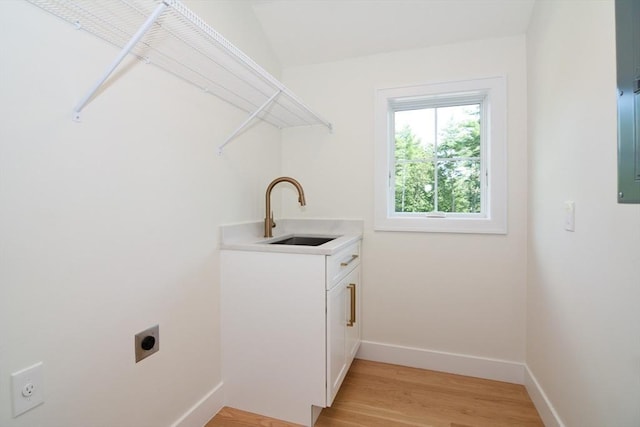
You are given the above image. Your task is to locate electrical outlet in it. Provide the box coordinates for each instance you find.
[11,362,44,417]
[135,324,159,363]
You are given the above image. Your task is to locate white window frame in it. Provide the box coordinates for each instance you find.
[374,76,507,234]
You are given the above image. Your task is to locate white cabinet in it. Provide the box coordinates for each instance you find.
[220,239,361,426]
[326,243,361,406]
[326,267,360,405]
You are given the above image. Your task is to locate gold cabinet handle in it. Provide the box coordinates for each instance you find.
[347,283,356,327]
[340,254,359,267]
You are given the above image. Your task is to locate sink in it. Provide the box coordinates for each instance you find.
[269,236,336,246]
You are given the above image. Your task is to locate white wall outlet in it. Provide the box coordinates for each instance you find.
[564,200,575,232]
[11,362,44,417]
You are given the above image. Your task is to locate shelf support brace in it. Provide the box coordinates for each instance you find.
[218,89,283,155]
[72,1,169,121]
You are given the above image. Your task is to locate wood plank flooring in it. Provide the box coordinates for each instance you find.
[206,359,544,427]
[206,407,299,427]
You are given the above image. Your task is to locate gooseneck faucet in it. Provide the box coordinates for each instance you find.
[264,177,306,238]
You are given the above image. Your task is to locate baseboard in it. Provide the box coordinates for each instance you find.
[524,366,565,427]
[170,381,224,427]
[356,340,525,384]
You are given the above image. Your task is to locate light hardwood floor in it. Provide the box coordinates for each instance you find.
[206,359,544,427]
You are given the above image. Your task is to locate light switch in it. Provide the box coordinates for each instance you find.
[564,201,575,232]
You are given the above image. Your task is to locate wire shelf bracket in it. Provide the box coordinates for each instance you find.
[72,1,169,122]
[26,0,333,151]
[217,89,282,155]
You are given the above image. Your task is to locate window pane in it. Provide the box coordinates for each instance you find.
[436,104,481,159]
[394,108,435,160]
[436,160,481,213]
[395,161,435,212]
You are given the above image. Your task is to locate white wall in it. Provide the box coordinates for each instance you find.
[527,1,640,425]
[281,36,528,364]
[0,1,281,426]
[7,1,637,425]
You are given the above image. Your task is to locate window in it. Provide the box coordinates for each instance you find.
[374,77,507,234]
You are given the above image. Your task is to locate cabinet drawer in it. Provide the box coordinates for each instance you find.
[327,241,361,288]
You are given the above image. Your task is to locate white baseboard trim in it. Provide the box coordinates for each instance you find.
[171,381,224,427]
[167,347,563,427]
[356,340,525,384]
[524,366,565,427]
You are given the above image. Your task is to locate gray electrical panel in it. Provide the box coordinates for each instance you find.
[616,0,640,203]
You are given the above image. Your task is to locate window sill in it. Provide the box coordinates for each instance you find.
[374,215,507,234]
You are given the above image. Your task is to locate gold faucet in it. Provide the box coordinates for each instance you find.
[264,177,306,238]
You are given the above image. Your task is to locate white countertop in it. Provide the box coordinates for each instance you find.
[220,219,363,255]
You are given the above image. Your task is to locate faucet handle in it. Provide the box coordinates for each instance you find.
[271,211,276,228]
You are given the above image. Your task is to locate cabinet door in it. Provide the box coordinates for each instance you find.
[326,267,360,405]
[326,278,347,406]
[345,265,361,363]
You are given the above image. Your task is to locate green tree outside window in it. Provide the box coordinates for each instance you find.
[394,105,481,214]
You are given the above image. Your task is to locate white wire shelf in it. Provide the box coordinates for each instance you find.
[26,0,332,153]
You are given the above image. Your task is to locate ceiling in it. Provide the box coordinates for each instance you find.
[251,0,535,68]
